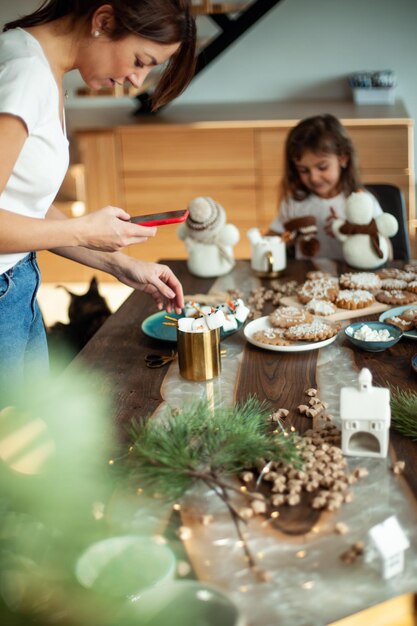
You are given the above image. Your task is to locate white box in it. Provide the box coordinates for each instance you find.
[352,87,396,105]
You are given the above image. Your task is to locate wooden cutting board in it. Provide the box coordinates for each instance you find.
[280,295,390,322]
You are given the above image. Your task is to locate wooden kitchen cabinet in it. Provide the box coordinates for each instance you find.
[38,101,415,281]
[119,126,257,260]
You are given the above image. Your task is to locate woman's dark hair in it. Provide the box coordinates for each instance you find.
[281,114,362,201]
[4,0,196,110]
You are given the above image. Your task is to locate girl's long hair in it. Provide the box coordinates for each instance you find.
[4,0,196,110]
[280,114,362,202]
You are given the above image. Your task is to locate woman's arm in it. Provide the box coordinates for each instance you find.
[0,113,182,312]
[47,205,184,313]
[0,113,156,254]
[0,114,157,254]
[0,203,157,255]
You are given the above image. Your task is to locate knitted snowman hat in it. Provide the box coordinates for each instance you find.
[185,197,226,242]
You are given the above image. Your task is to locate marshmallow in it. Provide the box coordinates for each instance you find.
[222,315,238,332]
[192,316,209,332]
[184,303,199,317]
[234,304,250,323]
[178,317,195,332]
[215,303,231,314]
[206,310,225,329]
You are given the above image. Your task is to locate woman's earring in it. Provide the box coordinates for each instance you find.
[92,30,100,38]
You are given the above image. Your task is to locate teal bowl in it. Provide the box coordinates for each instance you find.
[141,310,243,343]
[344,321,403,352]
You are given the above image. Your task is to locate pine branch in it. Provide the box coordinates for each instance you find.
[390,387,417,441]
[124,398,301,578]
[213,482,256,569]
[126,398,301,501]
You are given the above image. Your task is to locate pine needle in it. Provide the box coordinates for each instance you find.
[390,387,417,441]
[126,397,300,501]
[125,397,302,578]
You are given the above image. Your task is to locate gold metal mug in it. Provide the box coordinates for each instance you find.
[177,328,221,381]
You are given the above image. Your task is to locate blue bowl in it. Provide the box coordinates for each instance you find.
[344,321,403,352]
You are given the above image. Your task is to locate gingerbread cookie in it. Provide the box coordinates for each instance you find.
[375,290,417,306]
[269,306,313,328]
[284,319,340,342]
[397,306,417,322]
[384,316,415,331]
[339,272,381,292]
[297,278,339,304]
[377,268,417,282]
[404,262,417,274]
[406,280,417,294]
[305,298,337,316]
[380,278,408,291]
[306,270,334,281]
[252,327,292,346]
[335,289,375,310]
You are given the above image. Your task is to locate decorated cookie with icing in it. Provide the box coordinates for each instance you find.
[379,278,408,291]
[398,307,417,322]
[339,272,382,292]
[252,328,292,346]
[269,306,313,328]
[406,281,417,294]
[377,268,417,282]
[335,289,375,310]
[384,316,414,331]
[297,278,339,304]
[284,319,340,342]
[375,290,417,305]
[305,299,337,316]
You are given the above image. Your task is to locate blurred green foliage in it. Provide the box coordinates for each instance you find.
[0,364,134,626]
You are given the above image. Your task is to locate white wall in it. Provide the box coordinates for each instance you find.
[176,0,417,185]
[179,0,417,107]
[2,0,416,194]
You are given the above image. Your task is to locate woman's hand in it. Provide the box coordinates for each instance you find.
[324,207,337,237]
[74,206,157,251]
[112,257,184,314]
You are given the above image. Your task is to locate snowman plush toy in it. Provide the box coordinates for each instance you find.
[332,190,398,269]
[177,196,240,277]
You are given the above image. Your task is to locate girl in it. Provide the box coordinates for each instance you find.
[268,114,383,259]
[0,0,196,389]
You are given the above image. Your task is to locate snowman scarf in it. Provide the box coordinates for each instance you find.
[339,219,383,259]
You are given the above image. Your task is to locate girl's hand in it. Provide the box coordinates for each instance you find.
[74,206,157,251]
[113,258,184,314]
[324,207,337,237]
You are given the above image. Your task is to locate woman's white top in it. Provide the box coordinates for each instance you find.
[0,28,69,274]
[269,191,382,260]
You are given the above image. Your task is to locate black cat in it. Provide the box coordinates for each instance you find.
[47,277,111,365]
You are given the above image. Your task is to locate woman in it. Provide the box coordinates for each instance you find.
[0,0,196,387]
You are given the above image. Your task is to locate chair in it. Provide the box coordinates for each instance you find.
[364,183,411,260]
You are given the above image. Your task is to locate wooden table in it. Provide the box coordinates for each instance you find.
[70,259,417,626]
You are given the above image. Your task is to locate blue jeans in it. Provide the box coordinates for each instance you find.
[0,253,49,398]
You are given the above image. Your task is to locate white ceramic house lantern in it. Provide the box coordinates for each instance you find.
[367,515,410,579]
[340,368,390,458]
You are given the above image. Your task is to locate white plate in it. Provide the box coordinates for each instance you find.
[244,316,338,352]
[379,304,417,340]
